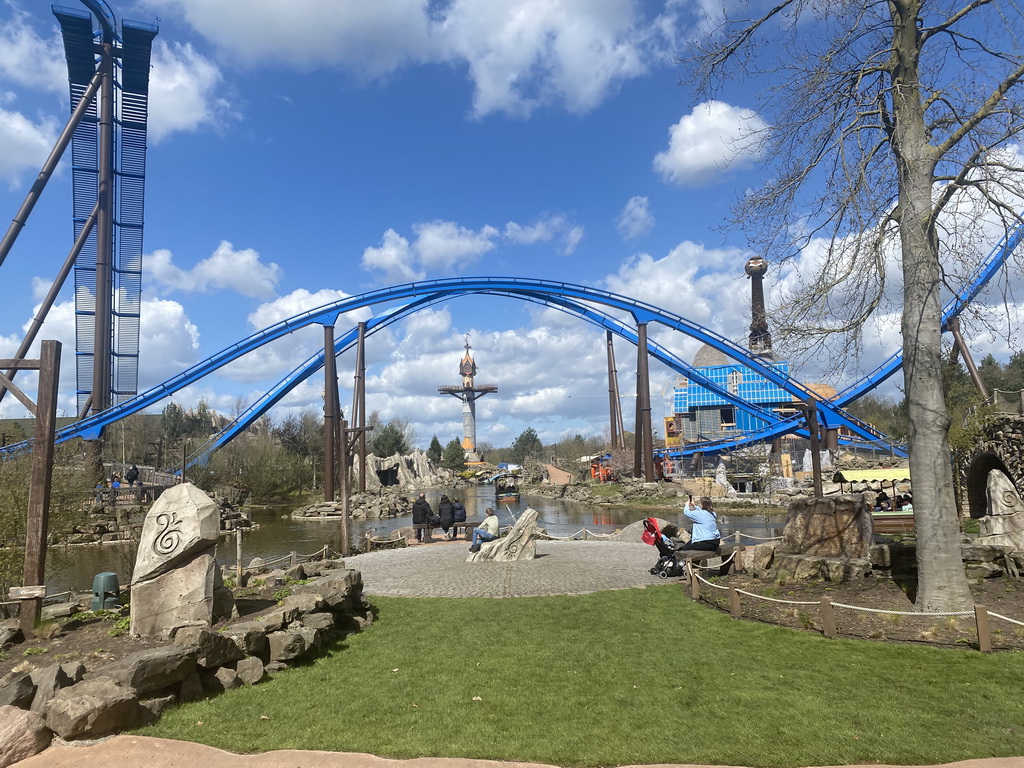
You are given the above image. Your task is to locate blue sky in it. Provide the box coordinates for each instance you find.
[0,0,1020,451]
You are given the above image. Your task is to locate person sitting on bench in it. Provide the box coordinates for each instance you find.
[683,496,720,552]
[469,507,500,552]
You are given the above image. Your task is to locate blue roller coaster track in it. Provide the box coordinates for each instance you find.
[4,216,1021,464]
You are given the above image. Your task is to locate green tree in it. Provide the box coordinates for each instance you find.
[0,443,90,597]
[845,395,908,443]
[370,421,410,457]
[509,427,544,465]
[690,0,1024,611]
[426,435,443,464]
[440,438,466,471]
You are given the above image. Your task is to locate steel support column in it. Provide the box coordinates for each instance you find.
[805,399,823,498]
[355,321,367,493]
[606,330,624,450]
[323,324,337,502]
[91,41,115,416]
[948,316,989,400]
[637,323,654,481]
[0,72,102,269]
[0,203,98,405]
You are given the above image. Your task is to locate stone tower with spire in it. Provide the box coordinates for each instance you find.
[438,337,497,462]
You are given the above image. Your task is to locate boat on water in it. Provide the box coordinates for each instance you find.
[494,473,520,503]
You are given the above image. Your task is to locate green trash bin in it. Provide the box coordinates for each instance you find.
[90,571,120,611]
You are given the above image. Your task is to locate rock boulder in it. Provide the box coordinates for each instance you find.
[467,508,540,562]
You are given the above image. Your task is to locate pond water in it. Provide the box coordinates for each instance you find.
[45,486,785,593]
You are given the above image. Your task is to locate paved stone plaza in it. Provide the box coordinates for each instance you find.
[345,539,664,598]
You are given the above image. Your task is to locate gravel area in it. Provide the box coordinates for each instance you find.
[345,539,664,598]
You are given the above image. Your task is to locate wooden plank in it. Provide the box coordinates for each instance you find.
[8,585,47,600]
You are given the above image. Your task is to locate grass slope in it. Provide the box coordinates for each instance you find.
[140,586,1024,767]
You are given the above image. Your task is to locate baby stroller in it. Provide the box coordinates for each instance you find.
[642,518,686,579]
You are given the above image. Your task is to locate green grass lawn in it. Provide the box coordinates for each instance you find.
[140,586,1024,767]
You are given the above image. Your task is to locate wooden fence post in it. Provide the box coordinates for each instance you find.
[688,562,700,600]
[235,528,243,582]
[289,551,298,569]
[820,596,837,638]
[975,605,992,653]
[729,587,742,618]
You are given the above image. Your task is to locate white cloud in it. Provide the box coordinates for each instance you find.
[362,221,497,281]
[363,215,583,281]
[142,0,684,118]
[361,229,422,284]
[654,100,768,187]
[0,7,66,94]
[141,0,433,76]
[0,296,200,418]
[217,289,370,384]
[148,41,238,143]
[0,105,57,187]
[617,196,655,240]
[562,226,585,255]
[146,241,282,298]
[413,220,498,270]
[438,0,652,118]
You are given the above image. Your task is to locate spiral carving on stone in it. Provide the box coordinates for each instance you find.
[153,511,183,556]
[505,528,526,557]
[1002,490,1019,508]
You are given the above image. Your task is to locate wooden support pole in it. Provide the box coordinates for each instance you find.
[235,528,243,582]
[975,605,992,653]
[820,596,837,638]
[729,587,742,618]
[340,418,351,557]
[20,340,60,638]
[734,531,745,573]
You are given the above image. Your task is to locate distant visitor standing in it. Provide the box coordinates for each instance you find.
[125,463,140,486]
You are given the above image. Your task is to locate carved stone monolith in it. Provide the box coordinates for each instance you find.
[467,507,539,562]
[977,468,1024,550]
[130,483,220,638]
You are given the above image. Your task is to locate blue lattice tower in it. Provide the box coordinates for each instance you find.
[53,2,157,416]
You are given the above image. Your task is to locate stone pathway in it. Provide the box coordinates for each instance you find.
[344,539,665,598]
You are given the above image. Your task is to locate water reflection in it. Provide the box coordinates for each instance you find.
[46,486,785,592]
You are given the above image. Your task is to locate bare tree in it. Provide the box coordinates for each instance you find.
[691,1,1024,610]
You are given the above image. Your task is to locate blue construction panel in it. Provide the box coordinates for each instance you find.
[54,6,157,410]
[676,361,791,409]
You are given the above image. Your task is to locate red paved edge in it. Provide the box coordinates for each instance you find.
[12,735,1024,768]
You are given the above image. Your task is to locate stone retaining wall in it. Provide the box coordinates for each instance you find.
[0,563,371,766]
[744,539,1019,582]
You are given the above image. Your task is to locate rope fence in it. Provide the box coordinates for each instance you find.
[685,563,1023,653]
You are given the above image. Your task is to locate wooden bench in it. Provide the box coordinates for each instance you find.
[412,521,482,542]
[674,543,737,578]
